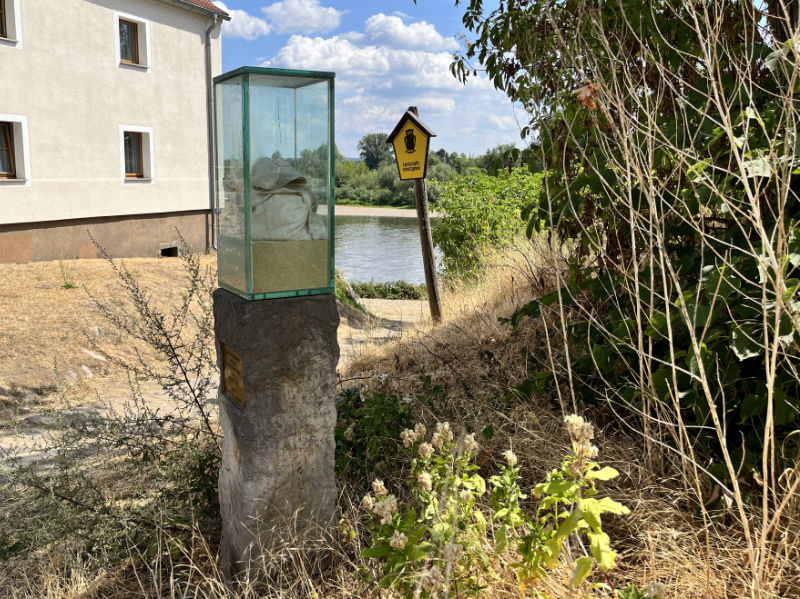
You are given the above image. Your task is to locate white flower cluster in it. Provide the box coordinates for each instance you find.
[343,423,354,441]
[418,442,434,459]
[460,432,480,454]
[389,530,408,550]
[432,422,454,449]
[564,414,599,462]
[564,414,594,443]
[372,494,398,525]
[503,449,518,467]
[372,478,388,497]
[401,423,429,448]
[416,471,433,491]
[400,428,416,448]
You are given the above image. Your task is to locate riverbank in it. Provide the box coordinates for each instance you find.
[335,205,441,218]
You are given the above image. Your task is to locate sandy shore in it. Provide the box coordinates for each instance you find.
[334,205,441,218]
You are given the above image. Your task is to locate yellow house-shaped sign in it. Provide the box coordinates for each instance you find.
[386,109,437,180]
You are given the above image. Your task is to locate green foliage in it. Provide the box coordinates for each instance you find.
[350,280,427,300]
[338,136,525,207]
[357,133,393,170]
[359,414,629,597]
[335,376,416,483]
[433,167,541,278]
[457,0,800,480]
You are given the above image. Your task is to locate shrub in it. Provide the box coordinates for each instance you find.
[359,414,630,597]
[350,280,427,300]
[432,167,542,279]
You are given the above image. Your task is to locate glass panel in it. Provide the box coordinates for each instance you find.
[119,20,138,63]
[0,123,13,177]
[248,74,331,294]
[215,77,247,294]
[0,150,12,176]
[124,132,142,177]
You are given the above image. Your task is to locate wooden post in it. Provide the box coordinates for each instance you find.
[408,106,442,322]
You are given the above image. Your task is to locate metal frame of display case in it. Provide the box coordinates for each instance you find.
[213,66,336,300]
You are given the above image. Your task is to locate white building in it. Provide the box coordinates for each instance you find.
[0,0,229,262]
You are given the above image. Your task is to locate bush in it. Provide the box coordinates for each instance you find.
[350,280,427,300]
[432,167,542,279]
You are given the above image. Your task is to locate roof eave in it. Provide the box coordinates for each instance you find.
[155,0,231,21]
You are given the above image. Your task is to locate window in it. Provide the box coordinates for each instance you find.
[124,131,143,178]
[114,12,149,70]
[0,122,14,179]
[0,0,20,46]
[0,115,29,184]
[119,19,139,64]
[1,0,7,39]
[119,125,153,182]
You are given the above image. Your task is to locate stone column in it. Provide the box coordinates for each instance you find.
[213,289,340,579]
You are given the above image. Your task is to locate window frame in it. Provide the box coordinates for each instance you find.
[0,114,30,185]
[113,11,150,71]
[0,0,20,47]
[118,18,140,65]
[0,121,15,179]
[119,125,154,183]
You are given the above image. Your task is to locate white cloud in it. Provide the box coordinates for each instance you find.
[262,0,344,35]
[365,14,457,52]
[258,16,521,156]
[264,35,462,93]
[213,1,271,40]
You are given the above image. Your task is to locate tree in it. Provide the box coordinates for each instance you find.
[357,133,393,170]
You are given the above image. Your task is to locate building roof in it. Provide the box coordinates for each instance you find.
[160,0,230,19]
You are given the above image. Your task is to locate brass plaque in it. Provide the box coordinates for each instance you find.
[221,344,245,409]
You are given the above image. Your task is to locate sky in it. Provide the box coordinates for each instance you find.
[211,0,524,158]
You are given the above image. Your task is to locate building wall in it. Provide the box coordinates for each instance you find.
[0,211,209,262]
[0,0,222,234]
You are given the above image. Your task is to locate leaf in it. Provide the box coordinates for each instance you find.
[587,530,617,572]
[495,524,508,553]
[580,497,630,531]
[405,541,433,561]
[360,543,393,559]
[571,556,594,589]
[585,466,620,481]
[774,388,799,426]
[731,326,761,361]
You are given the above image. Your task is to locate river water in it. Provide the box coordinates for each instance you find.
[334,214,441,284]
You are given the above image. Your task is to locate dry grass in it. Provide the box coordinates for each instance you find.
[1,240,797,598]
[340,237,798,599]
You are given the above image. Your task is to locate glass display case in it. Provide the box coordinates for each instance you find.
[214,67,335,300]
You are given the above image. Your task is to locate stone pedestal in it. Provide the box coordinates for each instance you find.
[213,289,340,579]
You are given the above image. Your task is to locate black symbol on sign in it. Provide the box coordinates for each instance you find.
[404,129,416,153]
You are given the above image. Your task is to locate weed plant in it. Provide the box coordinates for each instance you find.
[1,236,220,570]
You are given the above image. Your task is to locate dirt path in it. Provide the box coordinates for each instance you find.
[0,256,427,465]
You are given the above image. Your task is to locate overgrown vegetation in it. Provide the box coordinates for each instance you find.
[448,0,800,596]
[2,239,221,564]
[433,167,542,278]
[350,280,428,300]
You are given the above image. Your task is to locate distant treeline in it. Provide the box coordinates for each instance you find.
[335,133,525,207]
